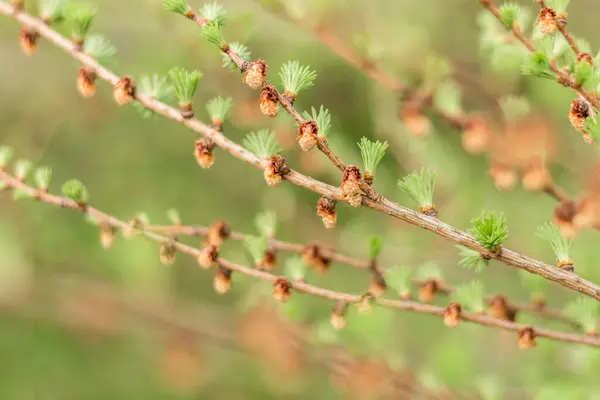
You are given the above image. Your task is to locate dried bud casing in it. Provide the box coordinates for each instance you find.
[297,120,318,152]
[518,327,536,349]
[554,201,578,238]
[419,280,438,303]
[243,60,267,89]
[282,91,296,105]
[462,116,490,154]
[577,52,594,66]
[77,67,97,98]
[537,7,557,34]
[420,205,438,217]
[259,249,277,271]
[194,138,216,169]
[214,266,232,294]
[180,103,194,119]
[206,220,230,247]
[400,104,430,137]
[197,244,218,269]
[316,196,337,229]
[273,277,292,303]
[358,292,374,313]
[489,163,517,191]
[99,221,116,249]
[444,302,462,328]
[259,87,279,117]
[19,28,39,56]
[558,260,574,272]
[341,166,364,207]
[369,274,387,298]
[113,76,135,105]
[569,99,590,133]
[331,301,347,330]
[303,243,330,274]
[489,294,517,322]
[263,155,290,187]
[160,239,177,265]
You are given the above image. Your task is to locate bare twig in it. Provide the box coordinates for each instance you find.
[1,3,600,302]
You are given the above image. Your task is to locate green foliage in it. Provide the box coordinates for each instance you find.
[280,61,317,95]
[397,168,436,209]
[452,280,485,313]
[168,67,203,106]
[574,60,593,86]
[521,52,556,80]
[456,245,489,272]
[166,208,180,225]
[498,3,520,28]
[519,269,548,300]
[384,266,413,297]
[63,3,97,41]
[61,179,89,203]
[40,0,68,22]
[563,297,598,333]
[206,96,233,123]
[358,137,388,176]
[433,80,463,117]
[536,222,572,263]
[284,255,307,281]
[133,74,175,119]
[34,167,52,190]
[416,262,443,281]
[368,235,383,260]
[83,35,116,66]
[547,0,570,12]
[199,2,227,27]
[575,36,592,55]
[242,129,282,158]
[244,235,268,265]
[469,211,508,251]
[222,42,250,70]
[200,23,226,47]
[499,95,530,123]
[14,159,32,180]
[254,210,276,237]
[0,146,14,168]
[163,0,190,15]
[12,187,35,201]
[422,54,451,92]
[302,106,331,137]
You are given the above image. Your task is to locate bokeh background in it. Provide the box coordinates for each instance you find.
[1,0,600,398]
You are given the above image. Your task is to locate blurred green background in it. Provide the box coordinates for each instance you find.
[1,0,600,398]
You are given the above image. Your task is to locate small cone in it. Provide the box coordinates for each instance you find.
[272,278,291,303]
[443,302,462,328]
[197,245,218,269]
[77,67,97,98]
[113,76,135,105]
[259,87,279,117]
[569,99,590,133]
[263,155,289,187]
[297,120,318,152]
[518,327,536,349]
[206,221,230,247]
[488,294,516,321]
[341,166,363,207]
[419,280,438,303]
[316,197,337,229]
[536,7,557,34]
[19,28,39,56]
[214,266,232,294]
[194,139,215,169]
[243,60,267,89]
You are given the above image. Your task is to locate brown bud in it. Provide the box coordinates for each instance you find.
[19,27,39,56]
[558,260,574,272]
[569,99,590,133]
[489,163,517,191]
[420,205,437,217]
[179,103,194,119]
[462,116,490,154]
[206,220,230,247]
[263,155,290,187]
[243,60,267,89]
[488,294,517,322]
[194,138,216,169]
[303,243,330,274]
[113,76,135,105]
[259,248,277,271]
[331,301,347,330]
[297,120,318,152]
[522,160,551,192]
[358,292,374,313]
[213,266,232,294]
[316,196,337,229]
[259,86,279,117]
[400,104,430,137]
[282,90,296,105]
[419,280,438,303]
[159,239,177,265]
[369,273,387,298]
[554,201,578,238]
[341,166,364,207]
[518,326,536,350]
[537,7,557,34]
[197,244,218,269]
[577,52,594,66]
[443,302,462,328]
[77,67,97,98]
[273,277,292,303]
[99,221,116,249]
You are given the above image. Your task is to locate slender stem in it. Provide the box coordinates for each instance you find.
[1,3,600,302]
[536,0,580,54]
[0,171,597,348]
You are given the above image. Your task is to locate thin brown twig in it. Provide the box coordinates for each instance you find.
[480,0,600,111]
[0,170,598,348]
[535,0,580,54]
[146,222,580,329]
[2,3,600,302]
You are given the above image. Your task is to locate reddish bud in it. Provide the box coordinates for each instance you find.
[518,326,536,349]
[569,99,590,133]
[214,266,232,294]
[206,220,230,247]
[113,76,135,105]
[341,166,364,207]
[488,294,517,322]
[259,86,279,117]
[259,248,277,271]
[536,7,557,34]
[444,302,462,328]
[19,27,39,56]
[263,155,290,187]
[554,201,578,238]
[303,243,330,274]
[419,280,438,303]
[297,120,318,152]
[316,196,337,229]
[77,67,97,98]
[194,138,216,169]
[273,277,292,303]
[197,244,218,269]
